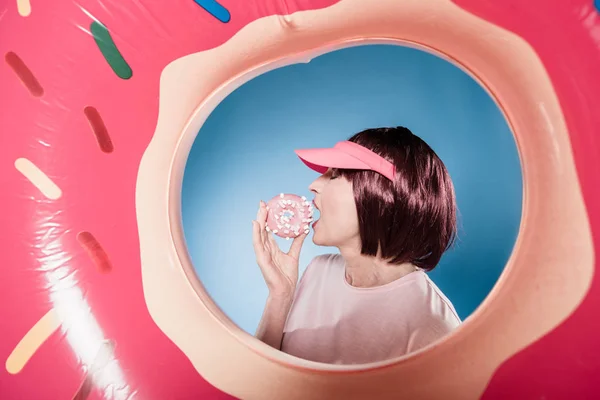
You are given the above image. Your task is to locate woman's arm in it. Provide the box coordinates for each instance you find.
[255,292,294,350]
[251,200,307,349]
[255,257,319,349]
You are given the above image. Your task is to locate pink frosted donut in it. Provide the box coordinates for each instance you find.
[266,193,314,239]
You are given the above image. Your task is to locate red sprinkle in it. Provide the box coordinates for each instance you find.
[5,51,44,97]
[77,232,112,273]
[84,106,114,153]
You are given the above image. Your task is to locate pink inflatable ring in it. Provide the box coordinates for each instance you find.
[1,0,599,399]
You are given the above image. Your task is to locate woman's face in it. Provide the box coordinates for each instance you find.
[309,169,360,248]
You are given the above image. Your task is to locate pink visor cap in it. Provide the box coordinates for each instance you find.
[294,141,397,181]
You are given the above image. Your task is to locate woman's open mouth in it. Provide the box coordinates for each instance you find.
[311,200,320,229]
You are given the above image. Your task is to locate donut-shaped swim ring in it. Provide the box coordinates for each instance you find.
[1,0,599,398]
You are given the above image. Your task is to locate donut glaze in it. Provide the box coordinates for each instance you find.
[266,193,313,239]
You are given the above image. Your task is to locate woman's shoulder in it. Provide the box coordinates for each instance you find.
[300,253,344,282]
[294,254,343,298]
[308,253,344,268]
[408,272,462,326]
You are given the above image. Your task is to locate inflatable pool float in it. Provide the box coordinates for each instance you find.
[1,0,599,398]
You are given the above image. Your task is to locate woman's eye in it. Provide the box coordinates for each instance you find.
[330,170,340,179]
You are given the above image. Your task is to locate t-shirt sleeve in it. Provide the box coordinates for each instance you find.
[283,255,327,332]
[406,316,458,353]
[292,255,322,300]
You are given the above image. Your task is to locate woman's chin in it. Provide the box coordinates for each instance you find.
[312,233,331,247]
[311,232,323,246]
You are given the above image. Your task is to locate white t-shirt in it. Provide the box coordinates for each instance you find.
[281,254,461,364]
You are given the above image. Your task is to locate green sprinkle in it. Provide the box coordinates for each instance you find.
[90,21,132,80]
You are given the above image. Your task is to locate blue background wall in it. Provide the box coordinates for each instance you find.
[181,44,522,335]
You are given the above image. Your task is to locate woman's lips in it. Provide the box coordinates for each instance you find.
[311,200,320,228]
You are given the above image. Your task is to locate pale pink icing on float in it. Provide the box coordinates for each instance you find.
[266,193,313,239]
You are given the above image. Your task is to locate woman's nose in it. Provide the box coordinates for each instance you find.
[308,176,322,194]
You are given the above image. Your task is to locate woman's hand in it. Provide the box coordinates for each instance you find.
[252,200,307,297]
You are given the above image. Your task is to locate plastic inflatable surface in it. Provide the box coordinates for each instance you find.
[1,0,599,399]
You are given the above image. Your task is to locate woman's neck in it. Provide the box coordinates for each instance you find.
[338,245,417,288]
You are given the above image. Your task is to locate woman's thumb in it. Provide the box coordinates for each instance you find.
[288,232,307,259]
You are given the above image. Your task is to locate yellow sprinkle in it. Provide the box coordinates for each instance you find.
[15,158,62,200]
[16,0,31,17]
[6,309,61,374]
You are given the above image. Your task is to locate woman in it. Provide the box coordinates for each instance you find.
[251,126,461,365]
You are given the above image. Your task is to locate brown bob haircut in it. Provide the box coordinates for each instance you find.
[334,127,457,271]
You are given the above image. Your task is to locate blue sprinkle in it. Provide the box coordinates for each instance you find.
[194,0,231,23]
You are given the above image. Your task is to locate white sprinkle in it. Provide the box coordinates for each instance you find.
[285,223,291,228]
[14,158,62,200]
[275,214,279,219]
[284,230,289,234]
[301,196,306,201]
[266,226,270,232]
[280,193,284,198]
[273,229,278,234]
[286,237,290,240]
[304,230,310,234]
[304,225,309,230]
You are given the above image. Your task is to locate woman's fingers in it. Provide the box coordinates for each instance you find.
[257,201,269,245]
[266,232,281,257]
[288,232,307,259]
[266,230,306,260]
[252,221,267,263]
[257,201,268,225]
